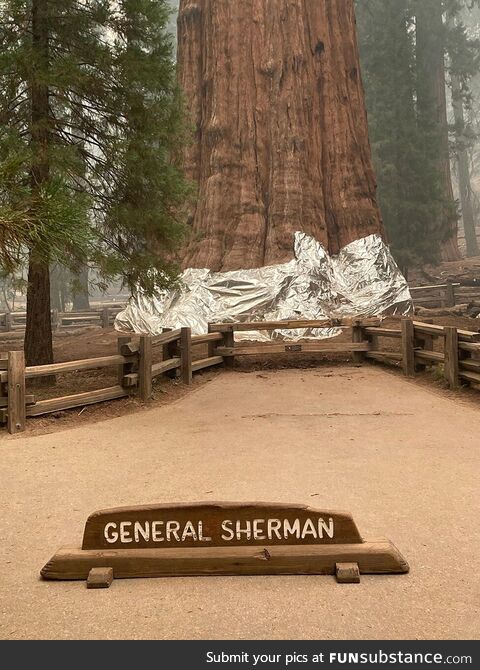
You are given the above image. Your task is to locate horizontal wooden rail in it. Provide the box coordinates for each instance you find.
[216,341,370,356]
[366,351,402,363]
[459,358,480,373]
[151,329,182,347]
[459,370,480,384]
[0,304,126,332]
[26,386,128,417]
[409,283,460,292]
[458,342,480,353]
[364,327,401,339]
[412,321,480,342]
[414,350,444,363]
[151,357,181,377]
[191,356,224,372]
[26,355,127,379]
[211,318,381,333]
[191,332,223,345]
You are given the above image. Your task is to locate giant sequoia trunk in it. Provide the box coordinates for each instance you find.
[177,0,384,271]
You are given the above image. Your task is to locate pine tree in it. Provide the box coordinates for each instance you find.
[0,0,190,366]
[415,0,460,261]
[357,0,457,272]
[446,1,480,256]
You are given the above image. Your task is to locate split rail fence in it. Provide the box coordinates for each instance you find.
[409,282,480,308]
[0,303,126,333]
[1,317,480,435]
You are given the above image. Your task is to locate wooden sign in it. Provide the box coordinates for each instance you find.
[41,502,409,588]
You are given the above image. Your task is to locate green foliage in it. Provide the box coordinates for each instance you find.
[356,0,458,270]
[0,0,191,293]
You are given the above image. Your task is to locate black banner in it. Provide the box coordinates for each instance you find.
[1,640,478,669]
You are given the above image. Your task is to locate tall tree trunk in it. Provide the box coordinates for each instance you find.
[451,72,479,257]
[72,265,90,310]
[177,0,384,271]
[415,0,461,262]
[25,0,54,368]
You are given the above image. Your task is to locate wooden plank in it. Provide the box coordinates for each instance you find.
[191,332,224,346]
[26,386,127,417]
[445,282,456,307]
[412,321,480,342]
[180,327,192,385]
[335,562,360,584]
[101,307,110,329]
[444,326,459,390]
[117,337,133,389]
[414,350,444,363]
[459,358,480,373]
[211,317,381,333]
[216,341,370,356]
[0,394,35,407]
[61,315,101,322]
[401,319,415,378]
[222,330,235,368]
[81,503,363,549]
[161,328,179,380]
[120,341,139,356]
[366,351,402,363]
[351,322,365,364]
[4,312,13,332]
[7,350,26,434]
[409,283,460,292]
[458,342,480,353]
[207,323,218,357]
[87,567,113,589]
[151,329,182,347]
[40,539,408,581]
[459,370,480,384]
[191,356,224,372]
[21,355,126,380]
[138,336,153,401]
[151,357,181,377]
[122,372,139,388]
[364,327,401,339]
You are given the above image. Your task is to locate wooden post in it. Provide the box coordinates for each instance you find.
[138,335,153,401]
[101,306,110,329]
[207,323,216,358]
[180,327,193,385]
[444,326,459,390]
[162,328,178,379]
[351,321,365,365]
[7,350,26,434]
[222,328,235,368]
[414,334,433,372]
[401,318,415,378]
[445,281,456,308]
[117,336,133,388]
[51,309,59,331]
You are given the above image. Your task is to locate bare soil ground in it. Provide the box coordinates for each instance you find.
[1,366,479,640]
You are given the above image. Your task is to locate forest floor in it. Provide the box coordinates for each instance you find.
[1,366,479,639]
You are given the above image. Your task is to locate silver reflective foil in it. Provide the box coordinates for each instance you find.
[114,232,412,339]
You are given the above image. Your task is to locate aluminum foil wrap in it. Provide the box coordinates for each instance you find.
[114,232,412,339]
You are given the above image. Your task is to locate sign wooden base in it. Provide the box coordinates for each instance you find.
[41,503,409,588]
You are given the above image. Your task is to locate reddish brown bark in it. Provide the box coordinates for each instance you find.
[177,0,384,271]
[25,0,54,369]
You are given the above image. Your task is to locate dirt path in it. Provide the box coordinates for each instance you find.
[1,366,479,640]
